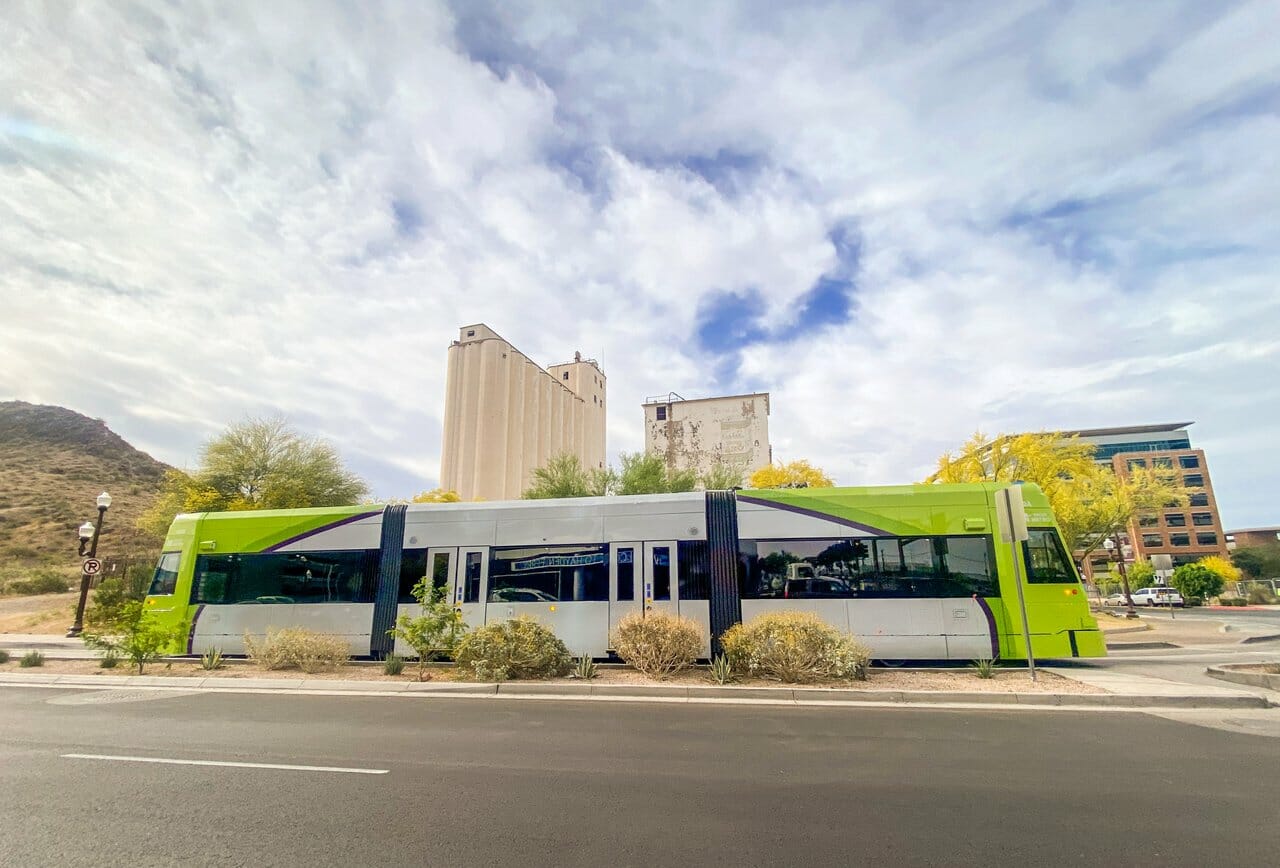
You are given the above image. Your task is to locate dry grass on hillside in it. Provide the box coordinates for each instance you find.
[0,401,168,584]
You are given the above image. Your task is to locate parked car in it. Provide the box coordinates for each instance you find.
[1130,586,1184,607]
[1102,593,1129,606]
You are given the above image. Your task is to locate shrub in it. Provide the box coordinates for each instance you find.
[453,617,571,681]
[611,611,703,678]
[201,647,224,671]
[721,611,870,683]
[388,578,468,681]
[244,628,350,673]
[709,654,734,684]
[21,650,45,667]
[1246,585,1278,605]
[1170,563,1225,601]
[382,654,405,676]
[572,654,597,680]
[82,601,187,675]
[970,657,996,679]
[99,650,120,669]
[4,569,70,596]
[1184,596,1203,607]
[0,649,9,664]
[1219,597,1246,607]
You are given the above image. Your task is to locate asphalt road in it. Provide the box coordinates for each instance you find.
[3,688,1280,867]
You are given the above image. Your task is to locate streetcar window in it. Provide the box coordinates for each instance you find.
[652,546,671,600]
[148,552,181,596]
[464,552,483,603]
[488,544,608,602]
[192,550,379,603]
[737,536,997,599]
[678,541,710,600]
[399,548,428,602]
[1022,529,1077,584]
[616,547,635,601]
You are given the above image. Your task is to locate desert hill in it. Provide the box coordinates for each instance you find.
[0,401,170,582]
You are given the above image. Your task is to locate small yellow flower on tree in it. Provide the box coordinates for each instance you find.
[747,460,834,490]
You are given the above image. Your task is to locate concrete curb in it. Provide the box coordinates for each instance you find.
[1239,634,1280,645]
[1206,664,1280,691]
[1099,624,1151,636]
[1105,641,1179,650]
[0,672,1267,710]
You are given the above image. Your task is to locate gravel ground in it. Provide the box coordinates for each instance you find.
[0,658,1102,693]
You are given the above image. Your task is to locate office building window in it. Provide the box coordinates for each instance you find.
[1142,533,1162,548]
[1138,515,1158,528]
[1164,514,1186,527]
[1183,474,1203,487]
[656,406,667,421]
[1192,513,1213,526]
[1189,493,1209,507]
[1170,533,1191,547]
[1179,455,1200,469]
[1195,532,1218,546]
[1152,457,1173,469]
[1127,458,1147,471]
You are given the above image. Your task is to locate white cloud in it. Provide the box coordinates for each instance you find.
[1,0,1277,526]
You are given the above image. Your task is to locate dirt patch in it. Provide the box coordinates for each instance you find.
[0,592,76,633]
[0,658,1102,693]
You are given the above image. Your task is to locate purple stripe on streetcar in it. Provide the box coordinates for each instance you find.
[263,510,383,552]
[735,495,890,536]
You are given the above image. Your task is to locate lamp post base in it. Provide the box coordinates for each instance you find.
[66,625,83,638]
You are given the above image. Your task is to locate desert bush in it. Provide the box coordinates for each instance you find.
[388,578,468,681]
[244,628,350,673]
[572,654,597,680]
[201,647,224,671]
[3,569,70,596]
[453,617,571,681]
[721,611,870,683]
[382,654,405,676]
[0,649,9,664]
[970,657,997,679]
[709,654,734,684]
[21,650,45,667]
[611,611,702,678]
[82,601,186,674]
[99,650,121,669]
[1219,597,1246,607]
[1246,585,1278,605]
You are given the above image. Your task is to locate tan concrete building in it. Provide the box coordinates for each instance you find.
[1062,422,1229,583]
[642,392,771,481]
[440,324,606,502]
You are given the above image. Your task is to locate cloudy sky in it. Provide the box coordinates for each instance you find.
[2,1,1277,526]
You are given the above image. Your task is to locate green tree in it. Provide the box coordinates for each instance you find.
[139,417,368,534]
[523,453,614,499]
[1232,545,1280,580]
[1169,563,1225,601]
[925,431,1187,560]
[388,579,469,681]
[700,461,746,491]
[748,460,834,489]
[82,600,186,674]
[617,451,698,495]
[1126,560,1156,588]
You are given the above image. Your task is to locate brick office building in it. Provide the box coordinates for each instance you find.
[1063,423,1228,583]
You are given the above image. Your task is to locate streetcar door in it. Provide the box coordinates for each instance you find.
[455,548,489,631]
[391,548,456,657]
[609,543,642,649]
[643,541,678,620]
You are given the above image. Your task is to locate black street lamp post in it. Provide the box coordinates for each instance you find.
[67,491,111,638]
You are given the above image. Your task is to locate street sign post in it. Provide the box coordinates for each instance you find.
[82,558,102,577]
[995,485,1036,681]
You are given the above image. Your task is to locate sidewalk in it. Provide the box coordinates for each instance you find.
[0,666,1267,711]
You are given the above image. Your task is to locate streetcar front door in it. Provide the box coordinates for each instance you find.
[643,541,678,619]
